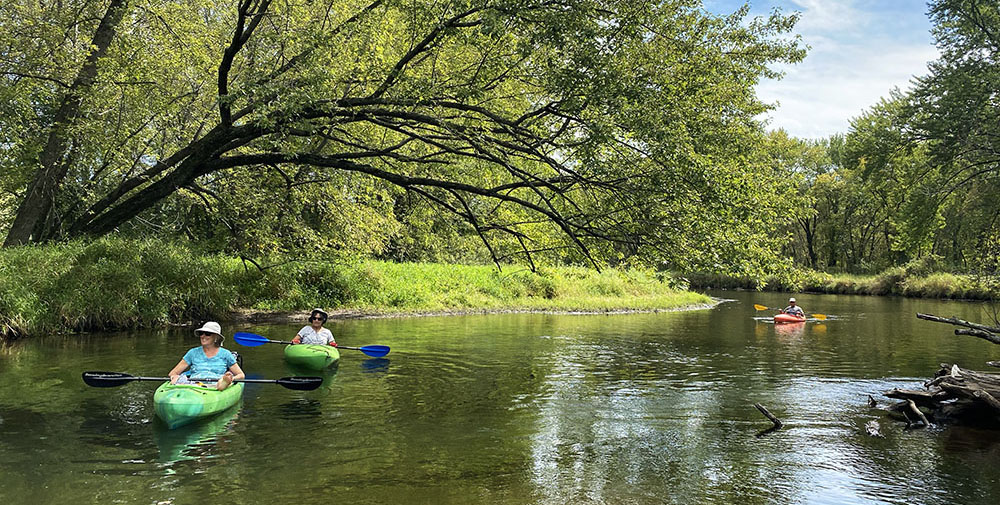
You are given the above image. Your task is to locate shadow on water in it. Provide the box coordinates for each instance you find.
[74,396,241,465]
[77,401,152,449]
[152,402,241,463]
[361,357,391,373]
[276,398,324,420]
[282,361,339,377]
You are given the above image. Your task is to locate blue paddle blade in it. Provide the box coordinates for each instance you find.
[233,332,268,347]
[359,345,390,357]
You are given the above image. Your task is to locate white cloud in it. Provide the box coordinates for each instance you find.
[787,0,864,32]
[760,42,939,138]
[726,0,940,139]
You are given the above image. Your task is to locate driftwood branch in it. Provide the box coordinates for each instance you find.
[916,313,1000,345]
[907,400,931,427]
[892,314,1000,426]
[754,403,783,429]
[955,328,1000,344]
[886,388,949,406]
[886,363,1000,426]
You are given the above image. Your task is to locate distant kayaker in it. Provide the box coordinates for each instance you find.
[291,308,338,346]
[167,321,245,391]
[781,298,805,317]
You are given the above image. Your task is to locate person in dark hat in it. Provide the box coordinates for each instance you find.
[291,308,337,346]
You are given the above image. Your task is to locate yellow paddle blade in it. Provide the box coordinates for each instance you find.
[811,313,827,320]
[753,304,770,311]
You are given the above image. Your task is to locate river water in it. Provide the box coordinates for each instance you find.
[1,291,999,504]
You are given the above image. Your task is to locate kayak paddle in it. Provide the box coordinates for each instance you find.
[81,371,323,391]
[233,331,391,358]
[753,304,827,320]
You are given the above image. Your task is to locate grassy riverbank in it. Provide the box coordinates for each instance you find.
[0,238,711,340]
[686,259,997,300]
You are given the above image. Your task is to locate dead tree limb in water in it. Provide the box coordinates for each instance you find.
[886,364,1000,426]
[754,403,783,429]
[881,314,1000,427]
[916,313,1000,345]
[907,400,931,427]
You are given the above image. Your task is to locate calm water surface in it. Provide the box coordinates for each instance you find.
[2,291,1000,504]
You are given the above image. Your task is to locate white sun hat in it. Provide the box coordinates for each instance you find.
[788,297,796,303]
[194,321,223,336]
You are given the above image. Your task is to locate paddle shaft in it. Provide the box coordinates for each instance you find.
[338,345,369,351]
[233,332,390,357]
[148,377,306,384]
[82,371,323,390]
[92,375,304,384]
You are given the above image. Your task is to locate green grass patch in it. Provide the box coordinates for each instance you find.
[0,238,712,339]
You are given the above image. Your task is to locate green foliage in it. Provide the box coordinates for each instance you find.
[766,0,1000,277]
[0,238,710,339]
[2,0,806,276]
[686,263,995,300]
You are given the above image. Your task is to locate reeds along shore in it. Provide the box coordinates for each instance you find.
[0,238,709,340]
[686,267,998,301]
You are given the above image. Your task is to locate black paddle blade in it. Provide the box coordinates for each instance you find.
[82,371,136,387]
[275,376,324,391]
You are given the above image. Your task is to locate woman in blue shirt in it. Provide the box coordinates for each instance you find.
[167,321,245,390]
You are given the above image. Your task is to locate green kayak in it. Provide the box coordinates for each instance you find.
[153,381,244,429]
[284,344,340,369]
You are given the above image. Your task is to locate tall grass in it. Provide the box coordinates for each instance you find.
[686,259,997,300]
[0,238,711,340]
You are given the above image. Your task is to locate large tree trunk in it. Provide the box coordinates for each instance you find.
[3,0,129,247]
[798,216,817,268]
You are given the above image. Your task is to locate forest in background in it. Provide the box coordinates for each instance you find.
[1,0,999,319]
[767,1,1000,281]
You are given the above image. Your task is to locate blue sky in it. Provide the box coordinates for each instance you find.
[703,0,939,139]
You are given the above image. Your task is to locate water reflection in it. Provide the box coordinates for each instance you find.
[774,321,806,339]
[361,357,391,373]
[3,294,1000,504]
[152,403,240,463]
[276,398,323,420]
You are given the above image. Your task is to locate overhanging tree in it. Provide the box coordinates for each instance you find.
[1,0,804,272]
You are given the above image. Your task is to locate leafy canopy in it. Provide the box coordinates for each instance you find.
[1,0,805,274]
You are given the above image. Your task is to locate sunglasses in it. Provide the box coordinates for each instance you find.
[196,331,215,337]
[309,316,326,322]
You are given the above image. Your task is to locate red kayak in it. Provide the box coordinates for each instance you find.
[774,313,806,323]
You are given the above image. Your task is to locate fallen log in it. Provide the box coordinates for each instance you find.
[885,363,1000,426]
[916,313,1000,334]
[898,313,1000,427]
[973,389,1000,415]
[885,388,952,407]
